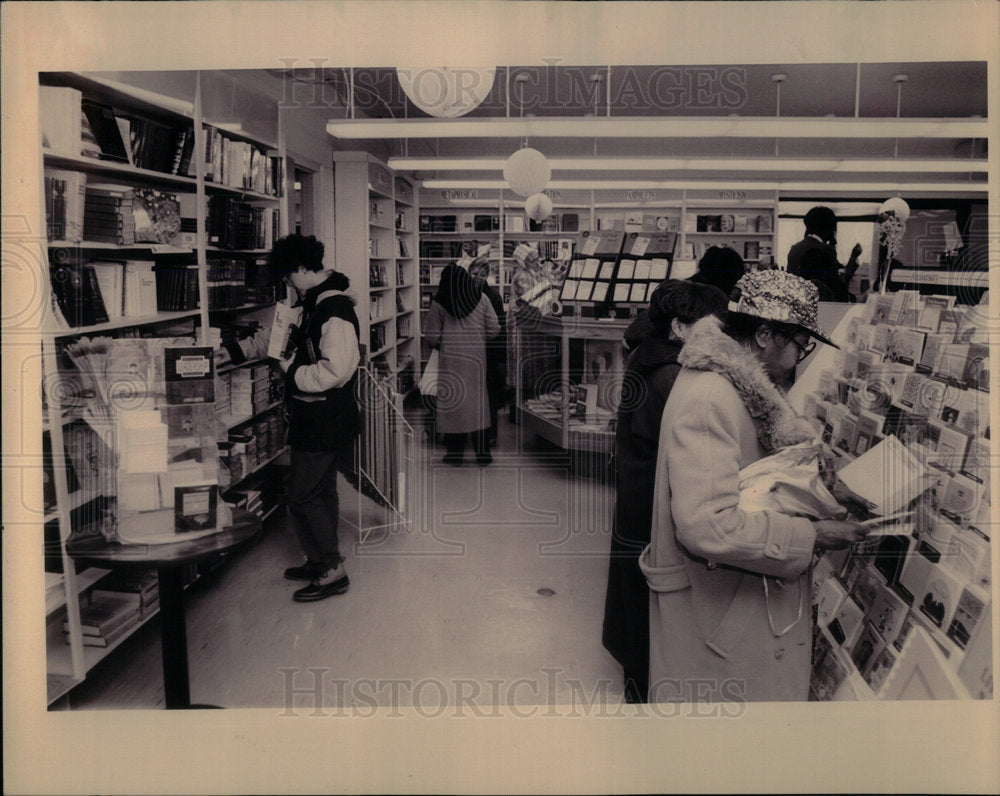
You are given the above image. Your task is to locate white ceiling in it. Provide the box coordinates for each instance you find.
[257,61,988,196]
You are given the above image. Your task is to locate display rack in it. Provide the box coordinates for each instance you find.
[38,70,288,705]
[799,292,992,701]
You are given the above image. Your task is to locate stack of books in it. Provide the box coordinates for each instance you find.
[84,183,135,245]
[64,591,141,648]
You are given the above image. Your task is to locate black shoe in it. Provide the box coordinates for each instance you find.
[284,561,323,581]
[442,454,463,467]
[293,566,350,602]
[476,453,493,466]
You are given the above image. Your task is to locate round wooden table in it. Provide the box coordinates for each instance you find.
[67,509,262,709]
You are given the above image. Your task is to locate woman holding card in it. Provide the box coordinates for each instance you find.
[640,270,868,702]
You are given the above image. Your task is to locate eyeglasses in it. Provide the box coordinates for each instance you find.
[785,336,816,363]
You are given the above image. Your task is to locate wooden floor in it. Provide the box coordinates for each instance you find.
[55,411,626,711]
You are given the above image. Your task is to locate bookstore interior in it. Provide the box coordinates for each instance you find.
[32,61,992,709]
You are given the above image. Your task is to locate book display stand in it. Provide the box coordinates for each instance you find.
[800,292,992,701]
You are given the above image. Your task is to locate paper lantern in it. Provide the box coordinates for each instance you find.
[504,147,551,197]
[878,196,911,222]
[395,67,496,118]
[525,192,553,223]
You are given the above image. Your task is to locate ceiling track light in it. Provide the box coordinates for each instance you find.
[328,116,987,139]
[387,156,987,174]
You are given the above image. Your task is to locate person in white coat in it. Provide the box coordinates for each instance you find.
[641,270,868,702]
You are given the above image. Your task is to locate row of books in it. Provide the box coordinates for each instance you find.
[684,239,773,264]
[370,261,389,287]
[688,212,773,233]
[203,125,283,196]
[207,196,279,250]
[40,86,195,176]
[44,171,184,247]
[417,212,582,234]
[49,258,159,328]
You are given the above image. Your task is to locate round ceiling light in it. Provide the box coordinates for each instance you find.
[395,67,496,118]
[504,147,551,198]
[525,192,554,223]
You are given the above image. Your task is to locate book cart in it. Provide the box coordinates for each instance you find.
[796,291,992,701]
[38,70,289,705]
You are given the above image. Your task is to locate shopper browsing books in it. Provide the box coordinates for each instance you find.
[602,280,728,704]
[271,234,361,602]
[640,270,868,702]
[423,263,500,466]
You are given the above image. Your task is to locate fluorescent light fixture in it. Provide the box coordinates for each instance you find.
[420,178,988,193]
[389,156,988,174]
[330,116,988,139]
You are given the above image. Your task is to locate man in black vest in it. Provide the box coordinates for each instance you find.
[271,234,361,602]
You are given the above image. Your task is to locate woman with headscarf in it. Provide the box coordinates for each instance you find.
[423,263,500,466]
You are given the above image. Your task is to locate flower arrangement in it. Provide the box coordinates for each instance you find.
[876,196,910,294]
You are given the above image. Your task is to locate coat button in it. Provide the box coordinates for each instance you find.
[775,647,785,660]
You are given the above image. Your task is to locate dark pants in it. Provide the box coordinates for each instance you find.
[443,431,490,464]
[286,445,351,570]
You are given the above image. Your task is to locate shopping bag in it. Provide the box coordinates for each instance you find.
[418,349,439,396]
[737,442,847,520]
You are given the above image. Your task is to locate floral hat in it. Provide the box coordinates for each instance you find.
[728,269,838,348]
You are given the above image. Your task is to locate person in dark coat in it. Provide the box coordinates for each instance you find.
[423,263,500,466]
[689,245,746,297]
[271,234,361,602]
[468,257,507,446]
[601,279,729,702]
[786,205,862,300]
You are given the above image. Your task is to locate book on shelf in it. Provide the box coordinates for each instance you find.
[132,188,181,244]
[63,591,141,638]
[154,262,200,312]
[88,259,126,320]
[80,98,131,163]
[164,346,215,405]
[43,168,86,243]
[39,85,83,155]
[49,262,110,327]
[122,260,158,317]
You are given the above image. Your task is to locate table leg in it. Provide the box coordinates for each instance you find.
[157,566,190,709]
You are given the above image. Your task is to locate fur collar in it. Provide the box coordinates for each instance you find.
[678,317,816,453]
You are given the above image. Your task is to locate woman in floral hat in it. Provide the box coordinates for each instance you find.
[640,269,868,702]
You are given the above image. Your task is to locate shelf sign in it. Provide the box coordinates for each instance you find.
[624,190,657,201]
[440,189,480,200]
[717,190,748,202]
[542,189,563,201]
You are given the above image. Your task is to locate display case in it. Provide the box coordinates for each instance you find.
[514,315,630,454]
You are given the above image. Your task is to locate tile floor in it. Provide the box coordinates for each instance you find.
[55,410,627,710]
